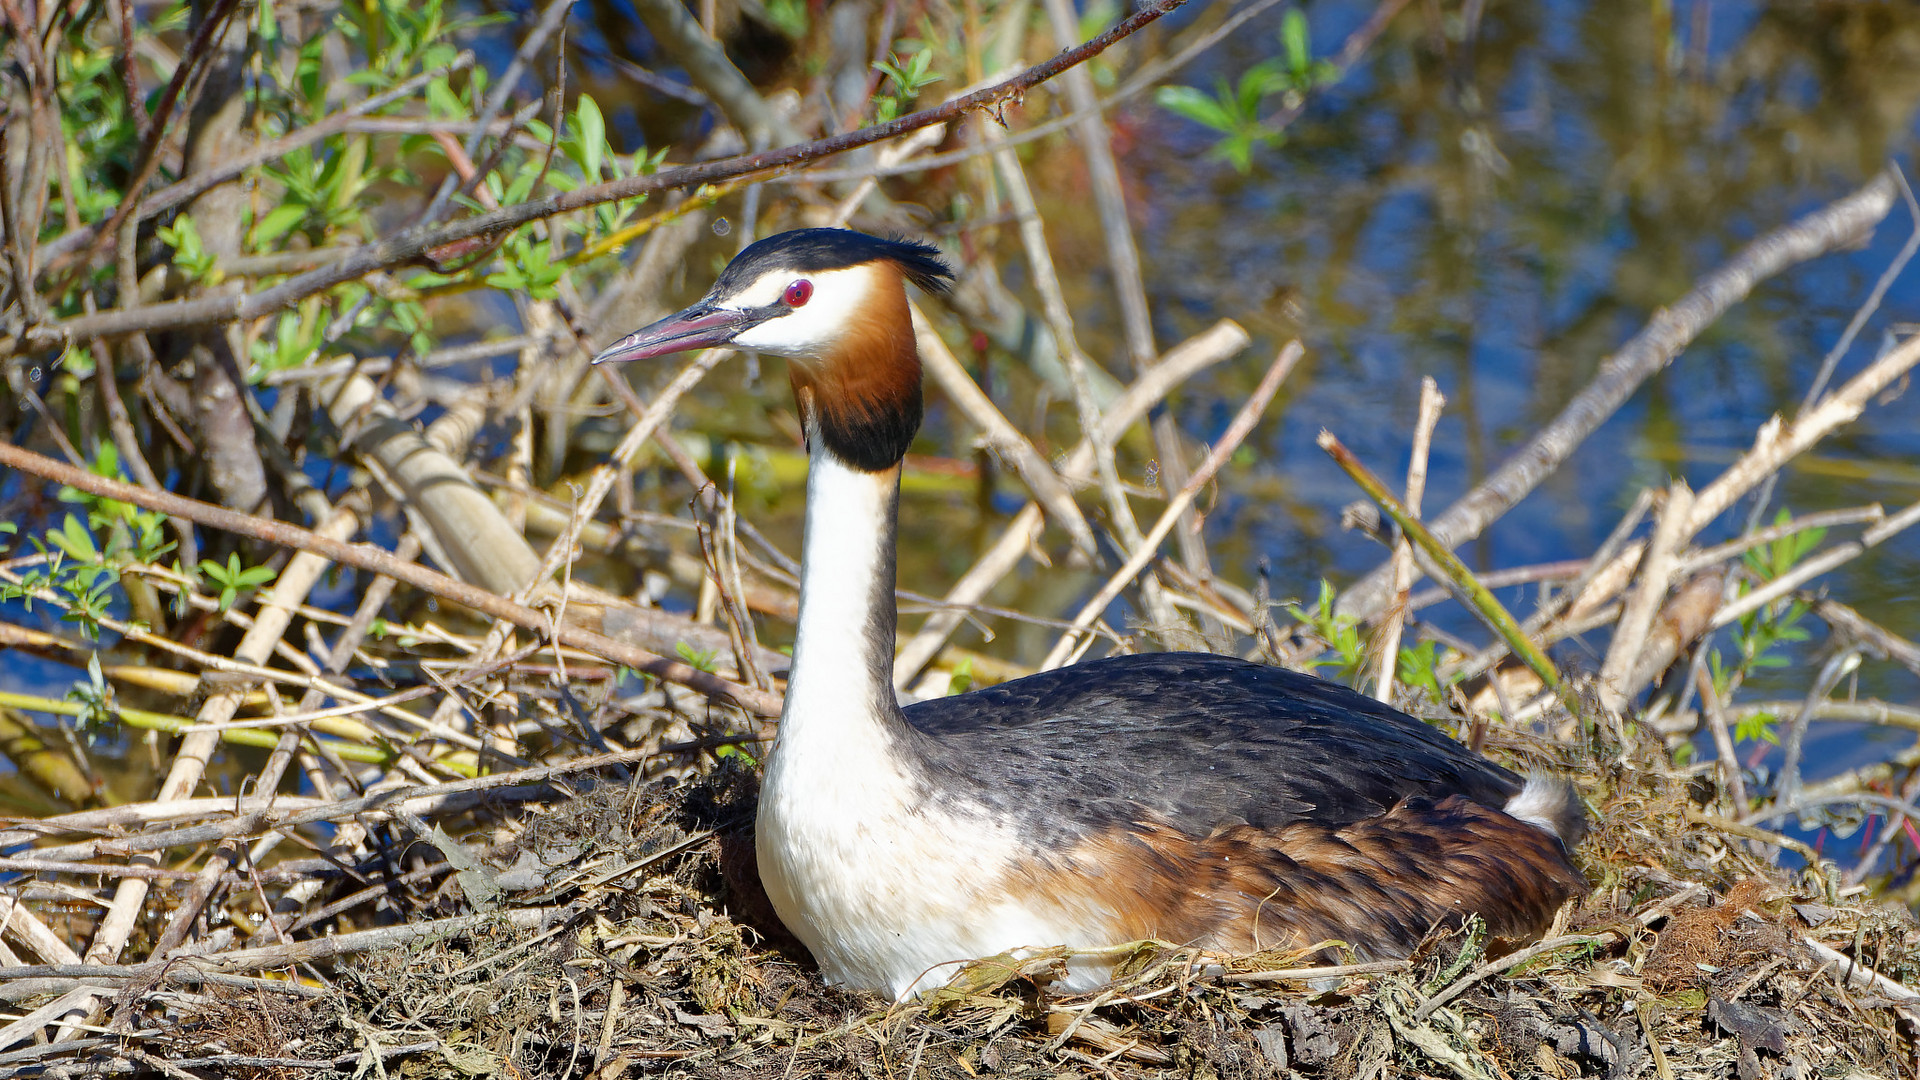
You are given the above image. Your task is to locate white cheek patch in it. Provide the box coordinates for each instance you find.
[728,265,881,359]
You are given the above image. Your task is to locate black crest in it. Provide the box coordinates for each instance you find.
[715,229,954,297]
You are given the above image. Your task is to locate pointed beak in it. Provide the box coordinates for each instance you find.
[591,300,756,365]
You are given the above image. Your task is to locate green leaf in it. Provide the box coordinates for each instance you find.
[1741,508,1827,582]
[1282,8,1312,80]
[1210,129,1280,174]
[297,37,325,103]
[675,641,718,672]
[235,564,278,588]
[874,47,942,101]
[157,214,220,283]
[1735,710,1780,746]
[501,162,540,206]
[1396,639,1456,703]
[1155,85,1235,133]
[946,658,974,696]
[1239,63,1283,114]
[1288,579,1367,688]
[426,76,463,119]
[253,203,308,246]
[576,94,606,181]
[197,553,272,610]
[713,742,759,765]
[49,514,100,563]
[485,236,563,298]
[761,0,807,37]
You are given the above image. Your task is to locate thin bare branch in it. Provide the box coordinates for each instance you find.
[17,0,1193,352]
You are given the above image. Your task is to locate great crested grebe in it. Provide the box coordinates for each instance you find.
[593,228,1588,1000]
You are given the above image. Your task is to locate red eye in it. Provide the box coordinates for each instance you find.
[783,279,813,307]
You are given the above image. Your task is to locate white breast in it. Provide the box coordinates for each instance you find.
[757,746,1135,998]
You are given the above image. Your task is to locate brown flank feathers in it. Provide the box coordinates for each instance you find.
[1007,796,1587,959]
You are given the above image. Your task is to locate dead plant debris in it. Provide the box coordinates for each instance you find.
[5,750,1907,1080]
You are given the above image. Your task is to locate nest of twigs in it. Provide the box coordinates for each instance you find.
[23,730,1909,1080]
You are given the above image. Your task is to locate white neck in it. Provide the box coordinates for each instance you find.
[759,438,1042,999]
[778,444,904,746]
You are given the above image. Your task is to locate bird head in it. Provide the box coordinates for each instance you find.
[594,228,953,471]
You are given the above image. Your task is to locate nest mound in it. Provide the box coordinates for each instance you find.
[61,754,1917,1080]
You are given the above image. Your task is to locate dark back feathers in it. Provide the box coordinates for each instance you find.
[899,653,1527,846]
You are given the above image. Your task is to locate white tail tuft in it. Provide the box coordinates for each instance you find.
[1504,776,1587,848]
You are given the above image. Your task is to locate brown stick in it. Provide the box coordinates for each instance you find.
[0,857,198,881]
[1412,934,1609,1021]
[1815,599,1920,677]
[1560,333,1920,626]
[627,0,798,147]
[204,907,561,972]
[911,305,1099,558]
[990,131,1140,567]
[111,0,150,140]
[1693,649,1749,812]
[0,124,37,324]
[1041,0,1212,588]
[1597,481,1694,716]
[0,441,782,717]
[1322,431,1565,697]
[19,0,1191,352]
[86,508,364,966]
[0,964,320,998]
[1711,500,1920,630]
[891,320,1250,685]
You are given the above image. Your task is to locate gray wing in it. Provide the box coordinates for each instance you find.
[899,653,1522,843]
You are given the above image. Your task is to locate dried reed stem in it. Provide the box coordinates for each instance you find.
[1041,344,1299,669]
[892,320,1249,686]
[1598,481,1694,717]
[86,506,360,966]
[1372,377,1444,703]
